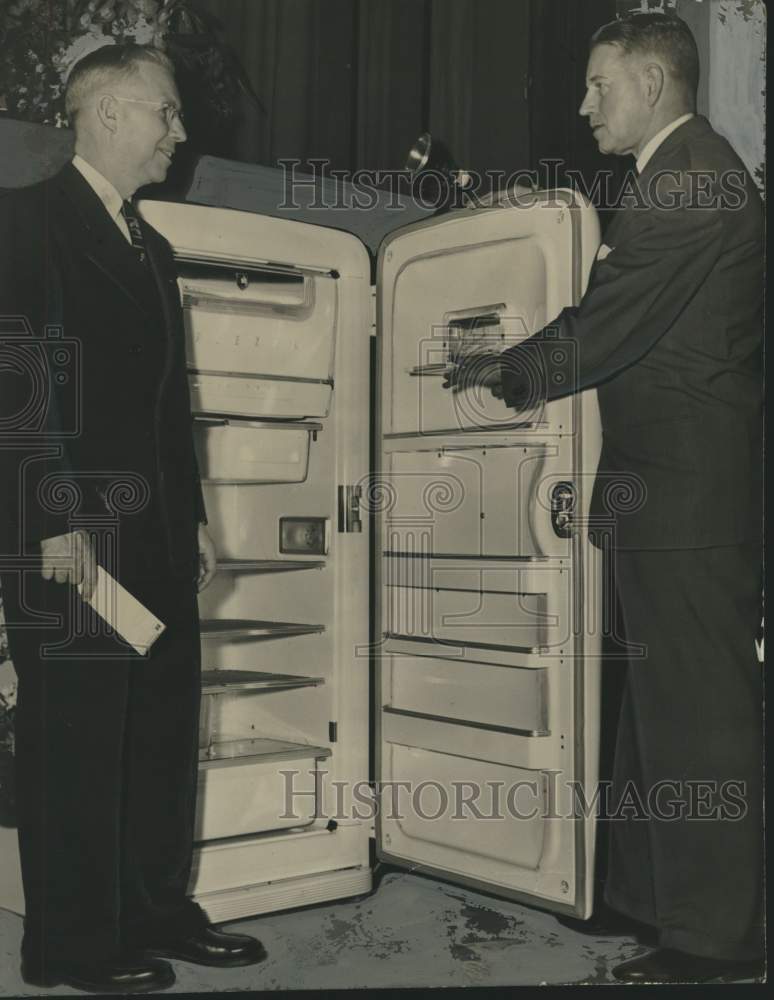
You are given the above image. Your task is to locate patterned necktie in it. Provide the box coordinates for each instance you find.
[120,200,148,266]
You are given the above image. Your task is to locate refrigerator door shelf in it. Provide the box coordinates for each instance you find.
[381,706,552,770]
[380,744,549,872]
[386,581,552,651]
[386,654,548,733]
[201,670,325,695]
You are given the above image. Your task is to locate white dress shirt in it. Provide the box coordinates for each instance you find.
[71,154,132,244]
[635,113,694,174]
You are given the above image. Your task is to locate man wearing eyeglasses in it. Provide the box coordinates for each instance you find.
[0,43,265,993]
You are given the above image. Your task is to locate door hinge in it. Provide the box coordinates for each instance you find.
[370,287,377,335]
[367,783,377,838]
[329,721,338,743]
[338,484,363,533]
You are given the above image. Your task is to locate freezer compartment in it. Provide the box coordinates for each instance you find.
[194,418,321,484]
[195,738,330,841]
[180,261,336,420]
[380,745,548,870]
[178,260,338,380]
[386,655,548,734]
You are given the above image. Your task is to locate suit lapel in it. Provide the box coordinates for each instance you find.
[141,222,178,387]
[599,117,712,258]
[52,164,159,321]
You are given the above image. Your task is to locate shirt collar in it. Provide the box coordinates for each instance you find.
[71,154,126,225]
[636,113,694,174]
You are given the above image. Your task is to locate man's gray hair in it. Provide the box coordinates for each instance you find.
[65,43,174,124]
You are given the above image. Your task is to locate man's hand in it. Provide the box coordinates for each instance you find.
[442,351,503,398]
[197,523,217,592]
[40,529,98,601]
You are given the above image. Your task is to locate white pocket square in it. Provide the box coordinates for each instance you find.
[596,243,614,261]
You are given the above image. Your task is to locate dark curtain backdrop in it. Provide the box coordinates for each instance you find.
[193,0,619,200]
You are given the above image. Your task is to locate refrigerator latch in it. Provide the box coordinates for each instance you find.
[338,485,363,533]
[550,481,576,537]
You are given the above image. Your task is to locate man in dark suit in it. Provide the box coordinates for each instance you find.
[0,44,265,993]
[445,14,763,983]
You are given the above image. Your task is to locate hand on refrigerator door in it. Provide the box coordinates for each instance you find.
[197,523,217,592]
[40,529,98,601]
[441,351,503,396]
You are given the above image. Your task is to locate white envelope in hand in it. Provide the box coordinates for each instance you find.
[81,566,166,655]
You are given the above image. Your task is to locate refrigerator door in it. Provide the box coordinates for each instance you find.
[375,191,604,918]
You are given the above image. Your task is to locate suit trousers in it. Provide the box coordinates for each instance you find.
[603,544,763,961]
[1,567,207,967]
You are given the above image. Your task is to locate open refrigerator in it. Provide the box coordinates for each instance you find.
[0,186,604,924]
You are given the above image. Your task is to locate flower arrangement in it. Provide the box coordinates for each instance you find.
[0,0,260,133]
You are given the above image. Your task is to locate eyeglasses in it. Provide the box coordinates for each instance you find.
[111,97,185,127]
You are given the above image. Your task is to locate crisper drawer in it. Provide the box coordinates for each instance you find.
[195,747,323,841]
[194,418,319,483]
[387,655,548,734]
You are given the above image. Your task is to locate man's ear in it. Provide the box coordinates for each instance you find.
[643,62,665,107]
[95,94,119,134]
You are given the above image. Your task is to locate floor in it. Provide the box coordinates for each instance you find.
[0,867,677,994]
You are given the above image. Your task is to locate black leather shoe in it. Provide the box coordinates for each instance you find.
[612,947,764,984]
[21,955,175,993]
[557,907,657,944]
[143,926,267,967]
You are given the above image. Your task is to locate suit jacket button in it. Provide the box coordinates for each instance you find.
[130,344,143,354]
